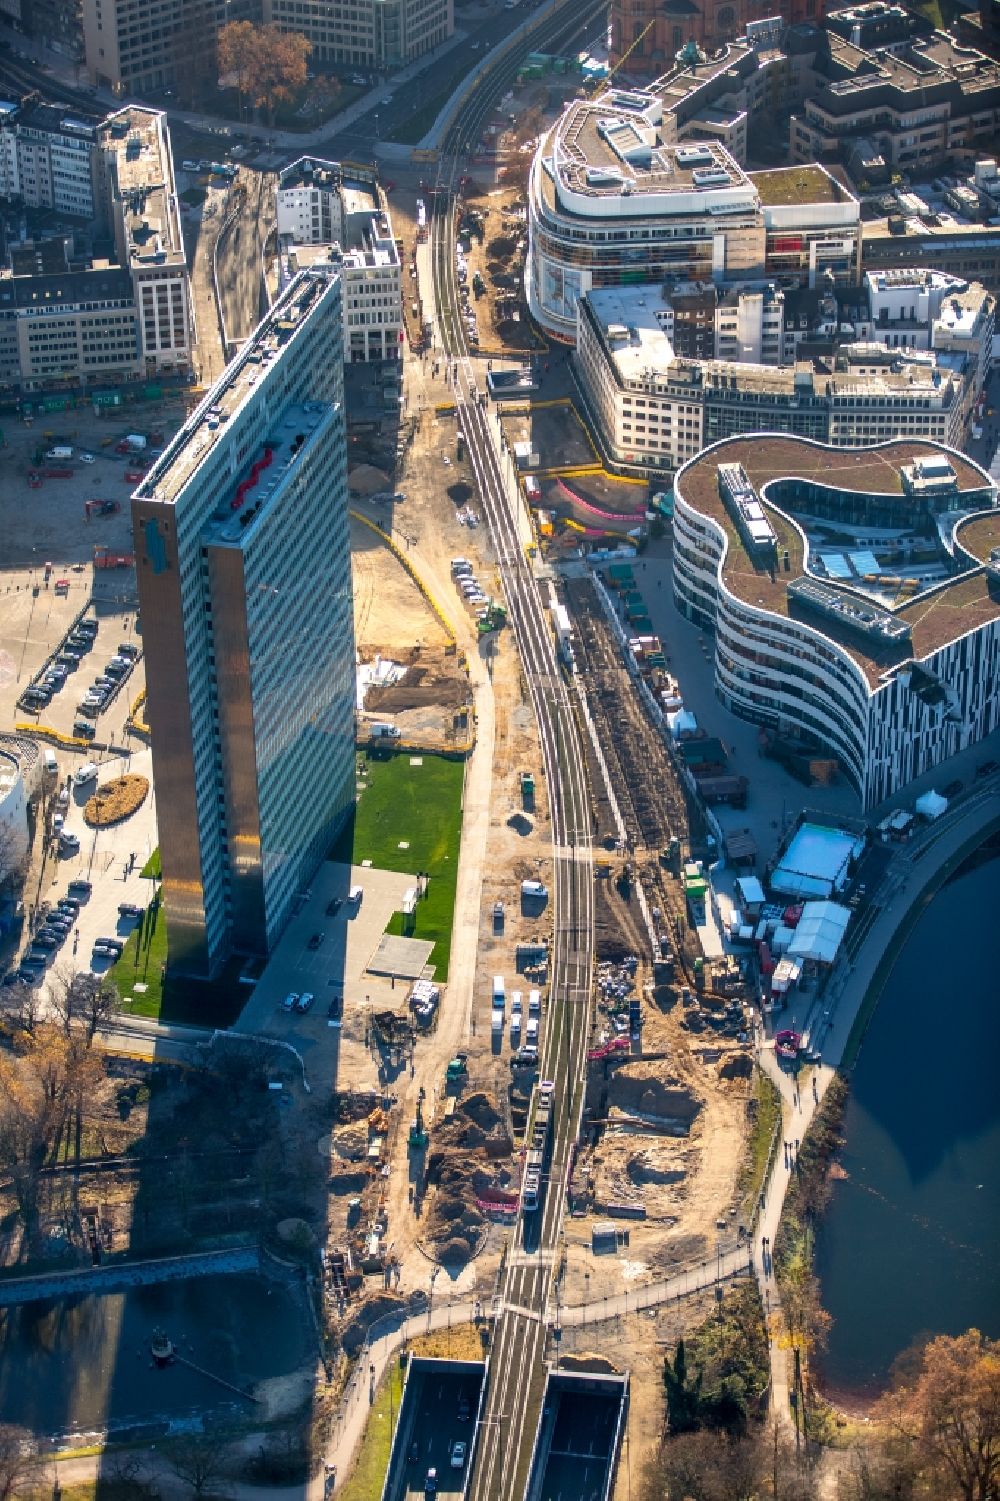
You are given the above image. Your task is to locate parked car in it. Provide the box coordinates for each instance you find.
[976,759,998,778]
[941,780,963,799]
[118,902,144,919]
[68,879,92,896]
[307,932,324,951]
[59,833,81,853]
[296,992,315,1013]
[73,720,97,738]
[74,763,99,786]
[281,992,299,1011]
[326,897,343,917]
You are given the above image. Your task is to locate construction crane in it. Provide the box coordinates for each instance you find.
[588,17,656,96]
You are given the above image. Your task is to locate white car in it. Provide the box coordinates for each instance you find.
[79,452,96,464]
[450,1441,467,1469]
[73,762,98,786]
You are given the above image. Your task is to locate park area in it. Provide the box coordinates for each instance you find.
[330,752,465,980]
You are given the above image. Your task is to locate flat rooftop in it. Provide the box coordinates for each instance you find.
[956,510,1000,563]
[137,268,332,507]
[749,166,844,206]
[98,106,184,268]
[203,399,332,549]
[547,94,754,205]
[676,436,997,687]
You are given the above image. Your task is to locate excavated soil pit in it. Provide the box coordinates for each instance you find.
[607,1067,701,1127]
[627,1153,687,1187]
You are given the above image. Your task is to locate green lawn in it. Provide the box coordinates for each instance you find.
[140,848,161,879]
[111,897,245,1028]
[737,1067,782,1216]
[330,752,465,980]
[338,1360,405,1501]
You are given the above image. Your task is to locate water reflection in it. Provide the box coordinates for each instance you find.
[0,1274,310,1434]
[817,841,1000,1392]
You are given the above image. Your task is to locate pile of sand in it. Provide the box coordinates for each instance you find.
[608,1067,701,1126]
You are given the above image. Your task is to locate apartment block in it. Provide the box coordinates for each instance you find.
[0,100,100,218]
[276,158,402,363]
[0,105,192,394]
[132,265,355,978]
[83,0,257,97]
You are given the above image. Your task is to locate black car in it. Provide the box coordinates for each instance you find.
[976,759,998,778]
[118,902,144,919]
[68,879,93,896]
[307,932,324,951]
[325,897,343,917]
[941,780,963,799]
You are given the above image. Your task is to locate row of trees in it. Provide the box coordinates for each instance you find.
[648,1329,1000,1501]
[217,21,312,125]
[0,970,121,1254]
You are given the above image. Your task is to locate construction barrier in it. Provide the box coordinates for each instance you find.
[349,509,456,643]
[15,721,95,750]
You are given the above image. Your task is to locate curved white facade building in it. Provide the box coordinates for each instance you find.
[672,435,1000,810]
[525,81,860,342]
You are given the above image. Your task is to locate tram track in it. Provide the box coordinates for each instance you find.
[426,7,607,1495]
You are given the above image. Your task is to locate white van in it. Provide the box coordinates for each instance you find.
[73,762,98,787]
[43,749,58,776]
[521,879,548,899]
[528,989,541,1016]
[348,884,364,912]
[492,974,505,1008]
[525,1016,540,1044]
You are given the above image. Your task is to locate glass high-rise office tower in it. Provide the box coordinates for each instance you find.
[133,265,355,978]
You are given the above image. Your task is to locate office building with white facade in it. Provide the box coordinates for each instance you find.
[262,0,452,69]
[276,158,401,363]
[132,265,355,977]
[574,284,975,476]
[671,435,1000,810]
[525,77,861,343]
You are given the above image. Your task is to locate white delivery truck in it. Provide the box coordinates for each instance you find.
[125,434,147,451]
[45,446,73,461]
[492,974,505,1009]
[369,722,401,740]
[491,1007,505,1036]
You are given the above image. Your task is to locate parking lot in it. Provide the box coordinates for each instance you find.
[18,745,160,1000]
[234,861,428,1090]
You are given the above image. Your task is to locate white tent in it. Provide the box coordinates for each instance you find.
[787,901,851,965]
[668,709,698,739]
[915,789,948,820]
[736,876,766,908]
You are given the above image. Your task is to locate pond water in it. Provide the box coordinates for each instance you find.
[0,1272,311,1435]
[816,836,1000,1392]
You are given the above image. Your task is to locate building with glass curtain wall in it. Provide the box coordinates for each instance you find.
[132,265,355,978]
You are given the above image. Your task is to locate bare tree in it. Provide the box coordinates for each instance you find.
[49,966,122,1046]
[0,1424,37,1501]
[0,978,41,1036]
[166,1434,234,1497]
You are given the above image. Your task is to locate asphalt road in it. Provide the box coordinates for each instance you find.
[394,1367,476,1500]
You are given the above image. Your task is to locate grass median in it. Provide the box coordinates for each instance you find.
[338,1360,405,1501]
[330,751,464,980]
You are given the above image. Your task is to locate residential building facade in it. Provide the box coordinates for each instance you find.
[671,435,1000,810]
[0,105,192,394]
[132,265,355,977]
[0,101,100,218]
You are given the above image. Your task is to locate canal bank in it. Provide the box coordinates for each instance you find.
[816,823,1000,1393]
[753,782,1000,1433]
